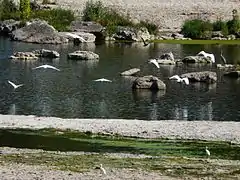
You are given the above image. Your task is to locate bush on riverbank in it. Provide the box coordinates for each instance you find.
[82,0,158,35]
[181,10,240,39]
[0,0,75,31]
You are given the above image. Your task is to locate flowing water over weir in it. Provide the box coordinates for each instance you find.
[0,37,240,121]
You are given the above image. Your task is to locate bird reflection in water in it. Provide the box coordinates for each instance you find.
[132,89,166,103]
[9,104,16,115]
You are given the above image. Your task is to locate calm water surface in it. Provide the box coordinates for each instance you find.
[0,37,240,121]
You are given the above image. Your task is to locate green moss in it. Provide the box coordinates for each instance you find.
[0,128,239,160]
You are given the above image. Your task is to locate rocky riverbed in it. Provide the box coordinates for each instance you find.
[55,0,240,30]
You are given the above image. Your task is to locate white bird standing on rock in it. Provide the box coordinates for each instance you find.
[169,75,189,85]
[149,59,160,68]
[32,64,60,71]
[205,146,210,157]
[100,164,106,175]
[8,80,24,90]
[93,78,112,82]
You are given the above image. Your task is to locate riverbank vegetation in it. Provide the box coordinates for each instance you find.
[181,9,240,39]
[0,128,240,179]
[0,0,75,31]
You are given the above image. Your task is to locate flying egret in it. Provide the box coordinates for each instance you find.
[205,146,210,157]
[149,59,160,68]
[93,78,112,82]
[169,75,189,85]
[8,80,24,89]
[197,51,215,63]
[220,50,227,64]
[140,36,150,47]
[100,164,106,175]
[32,64,60,71]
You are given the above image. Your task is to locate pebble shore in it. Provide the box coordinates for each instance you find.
[0,114,239,144]
[56,0,240,30]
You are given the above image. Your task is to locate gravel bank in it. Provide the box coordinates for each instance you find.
[55,0,240,30]
[0,114,239,144]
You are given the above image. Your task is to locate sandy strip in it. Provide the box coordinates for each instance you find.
[0,114,239,143]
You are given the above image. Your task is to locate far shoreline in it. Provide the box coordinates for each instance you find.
[0,114,239,144]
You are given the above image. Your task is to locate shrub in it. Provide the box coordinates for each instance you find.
[30,9,75,31]
[227,19,240,35]
[181,19,213,39]
[20,0,31,20]
[212,19,228,36]
[82,0,133,34]
[137,20,158,35]
[0,0,19,20]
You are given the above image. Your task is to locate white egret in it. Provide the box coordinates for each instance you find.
[220,50,227,64]
[140,36,150,47]
[100,164,106,175]
[149,59,160,68]
[197,51,215,63]
[32,64,60,71]
[93,78,112,82]
[169,75,189,85]
[8,80,24,89]
[205,146,210,157]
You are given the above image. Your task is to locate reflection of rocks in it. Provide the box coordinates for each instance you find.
[67,51,99,60]
[180,71,217,83]
[224,71,240,78]
[132,75,166,90]
[120,68,140,76]
[132,89,166,102]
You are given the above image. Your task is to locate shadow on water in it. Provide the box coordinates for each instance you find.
[0,128,239,160]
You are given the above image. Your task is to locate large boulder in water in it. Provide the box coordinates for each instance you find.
[0,19,21,36]
[132,75,166,90]
[180,71,217,83]
[10,20,68,44]
[68,50,99,60]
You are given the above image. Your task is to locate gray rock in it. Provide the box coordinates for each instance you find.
[156,59,175,65]
[212,31,224,38]
[132,75,166,90]
[72,32,96,43]
[159,52,174,61]
[70,21,104,33]
[0,19,21,36]
[9,52,38,60]
[10,20,68,44]
[120,68,140,76]
[182,56,212,63]
[224,71,240,78]
[217,64,236,69]
[171,33,184,39]
[33,49,60,58]
[68,51,99,60]
[113,26,137,41]
[180,71,217,83]
[60,32,96,44]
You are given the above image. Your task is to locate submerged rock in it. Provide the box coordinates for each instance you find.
[180,71,217,83]
[159,52,174,61]
[132,75,166,90]
[120,68,140,76]
[10,52,38,60]
[182,56,213,63]
[68,51,99,60]
[224,71,240,78]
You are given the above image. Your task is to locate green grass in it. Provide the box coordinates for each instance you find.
[0,128,240,179]
[153,39,240,44]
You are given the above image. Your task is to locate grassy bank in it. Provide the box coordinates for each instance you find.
[154,39,240,44]
[0,128,240,179]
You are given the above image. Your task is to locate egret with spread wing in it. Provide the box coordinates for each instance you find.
[149,59,160,68]
[93,78,112,82]
[8,80,24,89]
[169,75,189,85]
[32,64,60,71]
[141,36,150,47]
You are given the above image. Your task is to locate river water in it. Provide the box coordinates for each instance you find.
[0,37,240,121]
